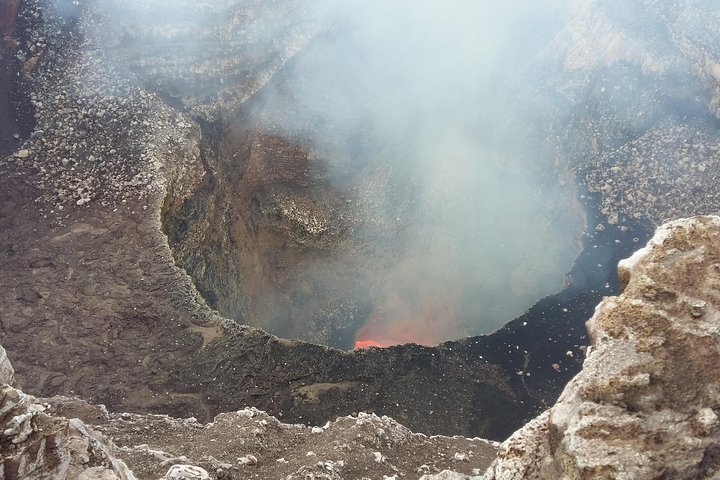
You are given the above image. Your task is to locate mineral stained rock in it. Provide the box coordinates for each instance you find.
[484,215,720,479]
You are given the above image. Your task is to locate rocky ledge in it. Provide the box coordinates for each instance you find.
[3,216,719,479]
[0,343,497,479]
[485,215,720,479]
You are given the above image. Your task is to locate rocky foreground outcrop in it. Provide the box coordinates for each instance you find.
[0,350,135,479]
[484,215,720,479]
[0,353,498,479]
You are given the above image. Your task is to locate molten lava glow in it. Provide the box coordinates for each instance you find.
[353,339,387,349]
[353,254,463,349]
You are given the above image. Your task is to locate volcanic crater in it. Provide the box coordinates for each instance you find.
[159,7,589,351]
[2,0,720,454]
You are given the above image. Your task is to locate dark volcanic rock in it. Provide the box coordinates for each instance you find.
[0,346,497,480]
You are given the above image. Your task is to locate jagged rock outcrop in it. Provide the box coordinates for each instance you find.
[0,371,135,479]
[0,346,136,480]
[91,408,497,479]
[484,215,720,479]
[161,465,210,480]
[26,385,499,479]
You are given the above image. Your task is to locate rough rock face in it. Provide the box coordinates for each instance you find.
[92,408,497,479]
[0,384,135,479]
[99,0,328,121]
[484,215,720,479]
[540,0,720,227]
[147,0,584,348]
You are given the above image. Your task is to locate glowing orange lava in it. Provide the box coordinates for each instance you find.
[353,339,387,349]
[353,251,464,349]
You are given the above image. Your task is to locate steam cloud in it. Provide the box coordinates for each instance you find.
[250,0,584,345]
[95,0,586,346]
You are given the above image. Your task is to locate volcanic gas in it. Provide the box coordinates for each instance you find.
[159,0,586,349]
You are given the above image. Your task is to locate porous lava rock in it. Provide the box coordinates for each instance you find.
[484,215,720,479]
[92,408,497,479]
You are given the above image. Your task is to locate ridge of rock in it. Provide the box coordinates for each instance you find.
[1,348,498,479]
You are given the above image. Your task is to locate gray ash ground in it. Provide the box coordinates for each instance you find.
[0,0,202,218]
